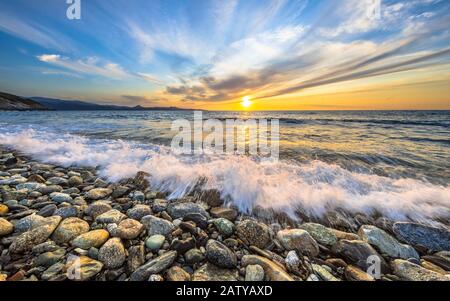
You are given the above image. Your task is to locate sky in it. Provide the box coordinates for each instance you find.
[0,0,449,110]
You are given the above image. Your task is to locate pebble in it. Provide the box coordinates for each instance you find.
[98,238,127,269]
[277,229,320,257]
[131,191,145,202]
[130,250,178,281]
[68,176,83,187]
[212,218,235,237]
[192,263,238,281]
[183,213,208,229]
[167,202,209,220]
[145,235,166,251]
[391,259,449,281]
[300,223,338,247]
[393,222,450,252]
[331,239,388,272]
[108,218,144,239]
[245,264,265,281]
[152,199,168,213]
[95,209,127,224]
[32,241,59,254]
[312,264,341,281]
[72,229,110,249]
[50,192,73,203]
[85,201,112,218]
[54,206,78,218]
[0,218,13,236]
[46,177,68,186]
[0,204,8,216]
[14,214,47,233]
[52,217,90,244]
[236,219,271,249]
[41,262,65,281]
[38,185,63,195]
[65,256,103,281]
[141,215,175,237]
[127,244,145,272]
[10,216,61,253]
[126,204,152,220]
[86,188,112,200]
[241,255,293,281]
[205,239,237,268]
[166,266,191,281]
[344,265,375,281]
[285,250,301,273]
[149,274,164,281]
[358,225,419,260]
[33,248,66,268]
[37,204,57,217]
[210,207,238,221]
[185,248,205,264]
[170,237,196,254]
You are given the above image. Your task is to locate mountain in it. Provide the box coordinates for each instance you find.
[31,97,194,111]
[0,92,48,111]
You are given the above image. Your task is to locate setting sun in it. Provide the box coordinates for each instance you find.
[241,96,253,109]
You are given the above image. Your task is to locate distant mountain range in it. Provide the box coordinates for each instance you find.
[0,92,47,111]
[31,97,193,111]
[0,91,193,111]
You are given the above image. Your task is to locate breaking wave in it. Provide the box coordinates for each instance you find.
[1,129,449,223]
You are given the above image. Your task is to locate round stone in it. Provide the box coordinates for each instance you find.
[277,229,320,257]
[145,235,166,251]
[49,192,73,203]
[85,201,112,218]
[108,218,144,239]
[72,229,110,249]
[68,176,83,187]
[0,218,14,236]
[213,218,235,237]
[205,239,237,268]
[236,219,271,249]
[86,188,112,200]
[185,248,205,264]
[0,204,9,216]
[98,238,126,269]
[52,217,90,244]
[245,264,265,281]
[126,204,152,220]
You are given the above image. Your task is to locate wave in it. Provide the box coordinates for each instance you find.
[1,129,449,223]
[279,118,449,128]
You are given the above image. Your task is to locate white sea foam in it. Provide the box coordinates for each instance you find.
[1,129,449,223]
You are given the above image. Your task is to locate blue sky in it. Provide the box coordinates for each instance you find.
[0,0,449,109]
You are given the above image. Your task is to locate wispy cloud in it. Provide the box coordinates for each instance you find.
[37,54,131,80]
[0,13,75,53]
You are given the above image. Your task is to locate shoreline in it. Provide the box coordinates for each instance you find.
[0,146,449,281]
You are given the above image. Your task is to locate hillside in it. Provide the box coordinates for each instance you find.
[0,92,48,111]
[31,97,193,111]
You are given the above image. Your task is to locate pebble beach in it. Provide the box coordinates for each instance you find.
[0,146,449,282]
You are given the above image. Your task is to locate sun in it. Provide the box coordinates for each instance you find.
[241,96,253,109]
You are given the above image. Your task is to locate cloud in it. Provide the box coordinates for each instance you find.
[155,1,450,103]
[0,13,75,52]
[37,54,131,80]
[137,73,164,85]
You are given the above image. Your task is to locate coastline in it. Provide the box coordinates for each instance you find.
[0,146,449,281]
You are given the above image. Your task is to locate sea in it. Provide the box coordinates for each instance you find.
[1,110,449,223]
